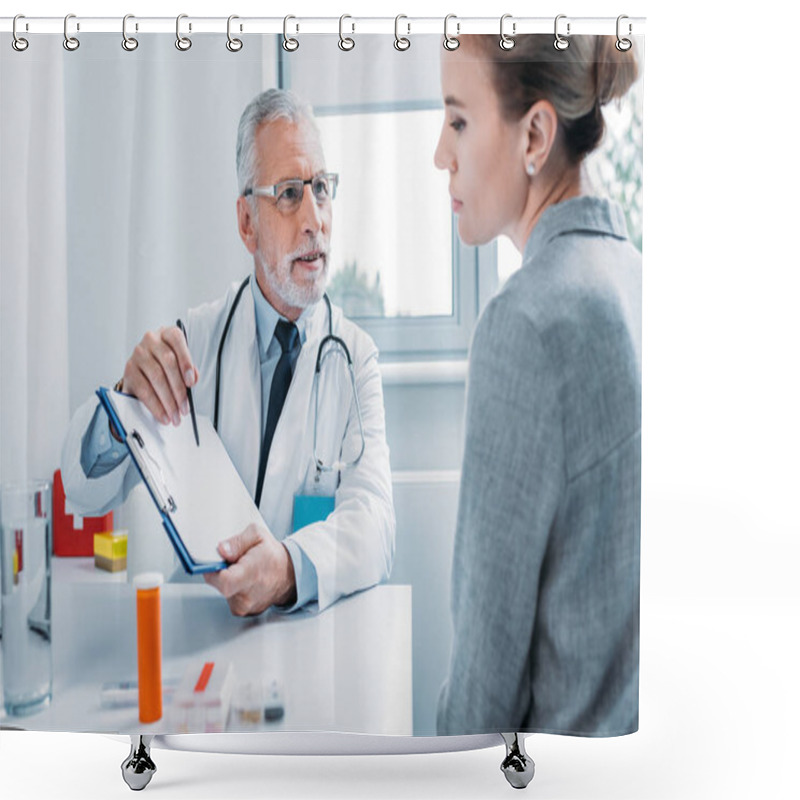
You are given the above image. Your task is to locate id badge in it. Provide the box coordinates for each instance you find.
[293,494,335,532]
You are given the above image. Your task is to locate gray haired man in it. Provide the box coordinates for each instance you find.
[61,89,396,617]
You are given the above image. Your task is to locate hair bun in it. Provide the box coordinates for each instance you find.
[595,36,639,107]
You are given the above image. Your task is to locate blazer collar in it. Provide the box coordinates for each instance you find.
[523,196,629,264]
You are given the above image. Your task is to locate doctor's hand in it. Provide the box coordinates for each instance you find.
[118,326,199,427]
[203,523,298,616]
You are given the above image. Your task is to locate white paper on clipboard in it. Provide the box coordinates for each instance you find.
[104,390,263,569]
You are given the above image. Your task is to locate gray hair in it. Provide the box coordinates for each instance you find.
[236,88,319,198]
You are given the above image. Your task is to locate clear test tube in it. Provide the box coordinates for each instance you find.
[134,572,164,724]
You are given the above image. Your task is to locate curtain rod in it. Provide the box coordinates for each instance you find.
[1,16,645,37]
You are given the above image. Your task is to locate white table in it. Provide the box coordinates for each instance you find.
[1,557,413,736]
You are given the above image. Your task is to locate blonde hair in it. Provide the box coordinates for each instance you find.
[467,35,638,163]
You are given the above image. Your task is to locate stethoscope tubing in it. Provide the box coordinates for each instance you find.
[211,275,365,484]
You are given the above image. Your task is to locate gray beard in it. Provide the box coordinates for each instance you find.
[256,246,329,311]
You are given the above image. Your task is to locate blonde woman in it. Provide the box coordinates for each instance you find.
[435,36,641,738]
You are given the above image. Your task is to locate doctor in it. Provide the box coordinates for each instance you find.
[60,89,395,616]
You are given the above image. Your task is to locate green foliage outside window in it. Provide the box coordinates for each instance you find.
[327,260,386,318]
[588,80,644,252]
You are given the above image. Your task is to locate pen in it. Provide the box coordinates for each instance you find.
[175,319,200,447]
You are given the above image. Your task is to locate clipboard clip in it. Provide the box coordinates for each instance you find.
[128,429,178,514]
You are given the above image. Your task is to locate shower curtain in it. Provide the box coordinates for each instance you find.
[1,19,643,740]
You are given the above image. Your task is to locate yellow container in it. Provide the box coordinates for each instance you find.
[94,530,128,560]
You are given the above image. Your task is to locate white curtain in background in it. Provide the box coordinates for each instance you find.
[1,35,273,485]
[1,39,69,485]
[61,34,272,415]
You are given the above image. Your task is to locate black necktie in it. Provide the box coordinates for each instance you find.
[254,320,300,507]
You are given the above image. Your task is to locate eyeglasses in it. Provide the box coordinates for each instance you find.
[243,173,339,214]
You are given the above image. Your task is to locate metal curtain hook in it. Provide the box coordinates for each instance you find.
[63,13,80,51]
[394,14,410,51]
[227,14,243,51]
[12,14,29,52]
[283,15,299,51]
[176,14,192,51]
[122,14,138,51]
[554,14,570,51]
[443,14,460,51]
[339,14,355,51]
[616,15,632,51]
[499,14,515,50]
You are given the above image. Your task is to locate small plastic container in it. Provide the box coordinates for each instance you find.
[230,678,285,729]
[169,660,236,733]
[230,681,264,729]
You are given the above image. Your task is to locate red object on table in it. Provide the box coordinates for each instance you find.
[52,469,114,556]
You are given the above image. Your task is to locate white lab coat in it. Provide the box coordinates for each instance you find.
[60,278,396,611]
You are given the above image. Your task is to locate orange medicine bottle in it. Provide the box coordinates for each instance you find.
[134,572,164,724]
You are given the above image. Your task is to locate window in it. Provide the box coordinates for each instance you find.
[315,109,453,319]
[279,35,484,357]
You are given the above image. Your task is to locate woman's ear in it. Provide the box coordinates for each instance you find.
[522,99,559,173]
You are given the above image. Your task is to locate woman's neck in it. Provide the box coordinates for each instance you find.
[510,163,587,253]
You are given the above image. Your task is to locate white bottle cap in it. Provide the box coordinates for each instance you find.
[133,571,164,591]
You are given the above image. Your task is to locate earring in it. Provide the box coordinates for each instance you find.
[526,162,536,177]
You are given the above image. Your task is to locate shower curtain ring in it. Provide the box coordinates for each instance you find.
[283,16,299,51]
[176,14,192,51]
[499,14,515,50]
[339,15,355,51]
[616,15,633,51]
[122,14,139,51]
[12,14,29,51]
[394,15,410,51]
[554,14,570,51]
[226,15,243,52]
[63,13,80,51]
[443,14,460,51]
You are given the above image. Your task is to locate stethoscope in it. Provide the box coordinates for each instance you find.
[212,275,366,481]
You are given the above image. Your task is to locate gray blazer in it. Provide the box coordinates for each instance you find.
[437,197,641,736]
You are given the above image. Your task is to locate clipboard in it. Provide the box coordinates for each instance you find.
[96,387,263,574]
